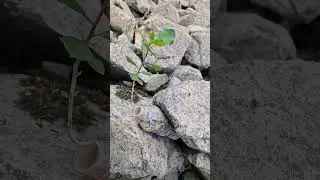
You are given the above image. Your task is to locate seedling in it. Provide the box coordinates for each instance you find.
[126,27,176,102]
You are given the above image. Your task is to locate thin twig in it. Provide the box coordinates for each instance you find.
[67,60,81,128]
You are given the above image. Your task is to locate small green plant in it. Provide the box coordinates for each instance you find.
[126,27,176,102]
[56,0,109,178]
[57,0,107,138]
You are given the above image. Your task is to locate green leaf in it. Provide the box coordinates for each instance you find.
[152,39,166,47]
[87,58,105,75]
[58,0,88,18]
[149,31,155,41]
[126,56,138,68]
[129,73,144,85]
[60,36,93,61]
[141,71,153,75]
[150,63,161,73]
[158,28,175,45]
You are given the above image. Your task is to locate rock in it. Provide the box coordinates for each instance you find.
[117,33,141,54]
[167,76,182,87]
[250,0,320,24]
[171,66,203,81]
[211,13,296,63]
[153,80,210,153]
[110,30,118,43]
[178,0,218,27]
[135,105,179,140]
[151,3,180,24]
[110,85,185,179]
[188,152,210,180]
[110,0,136,41]
[140,14,191,72]
[178,8,209,28]
[189,0,211,26]
[211,59,320,179]
[158,0,189,8]
[185,27,210,69]
[124,0,155,14]
[144,74,169,92]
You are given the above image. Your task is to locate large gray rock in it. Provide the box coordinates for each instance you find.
[135,105,179,140]
[151,3,180,24]
[110,0,136,41]
[211,59,320,179]
[250,0,320,24]
[153,80,210,153]
[171,65,203,82]
[177,0,215,28]
[110,85,185,179]
[144,74,169,92]
[185,27,210,69]
[211,13,296,63]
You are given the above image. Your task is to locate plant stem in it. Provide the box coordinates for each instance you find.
[130,81,135,102]
[67,5,105,128]
[67,60,81,127]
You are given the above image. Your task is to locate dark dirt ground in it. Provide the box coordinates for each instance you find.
[14,69,110,132]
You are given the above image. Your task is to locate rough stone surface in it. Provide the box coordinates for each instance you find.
[110,0,136,41]
[154,80,210,153]
[124,0,155,14]
[185,27,210,69]
[151,3,180,24]
[167,76,182,87]
[110,85,185,179]
[211,13,296,63]
[135,105,179,140]
[211,59,320,179]
[144,74,169,92]
[171,65,203,82]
